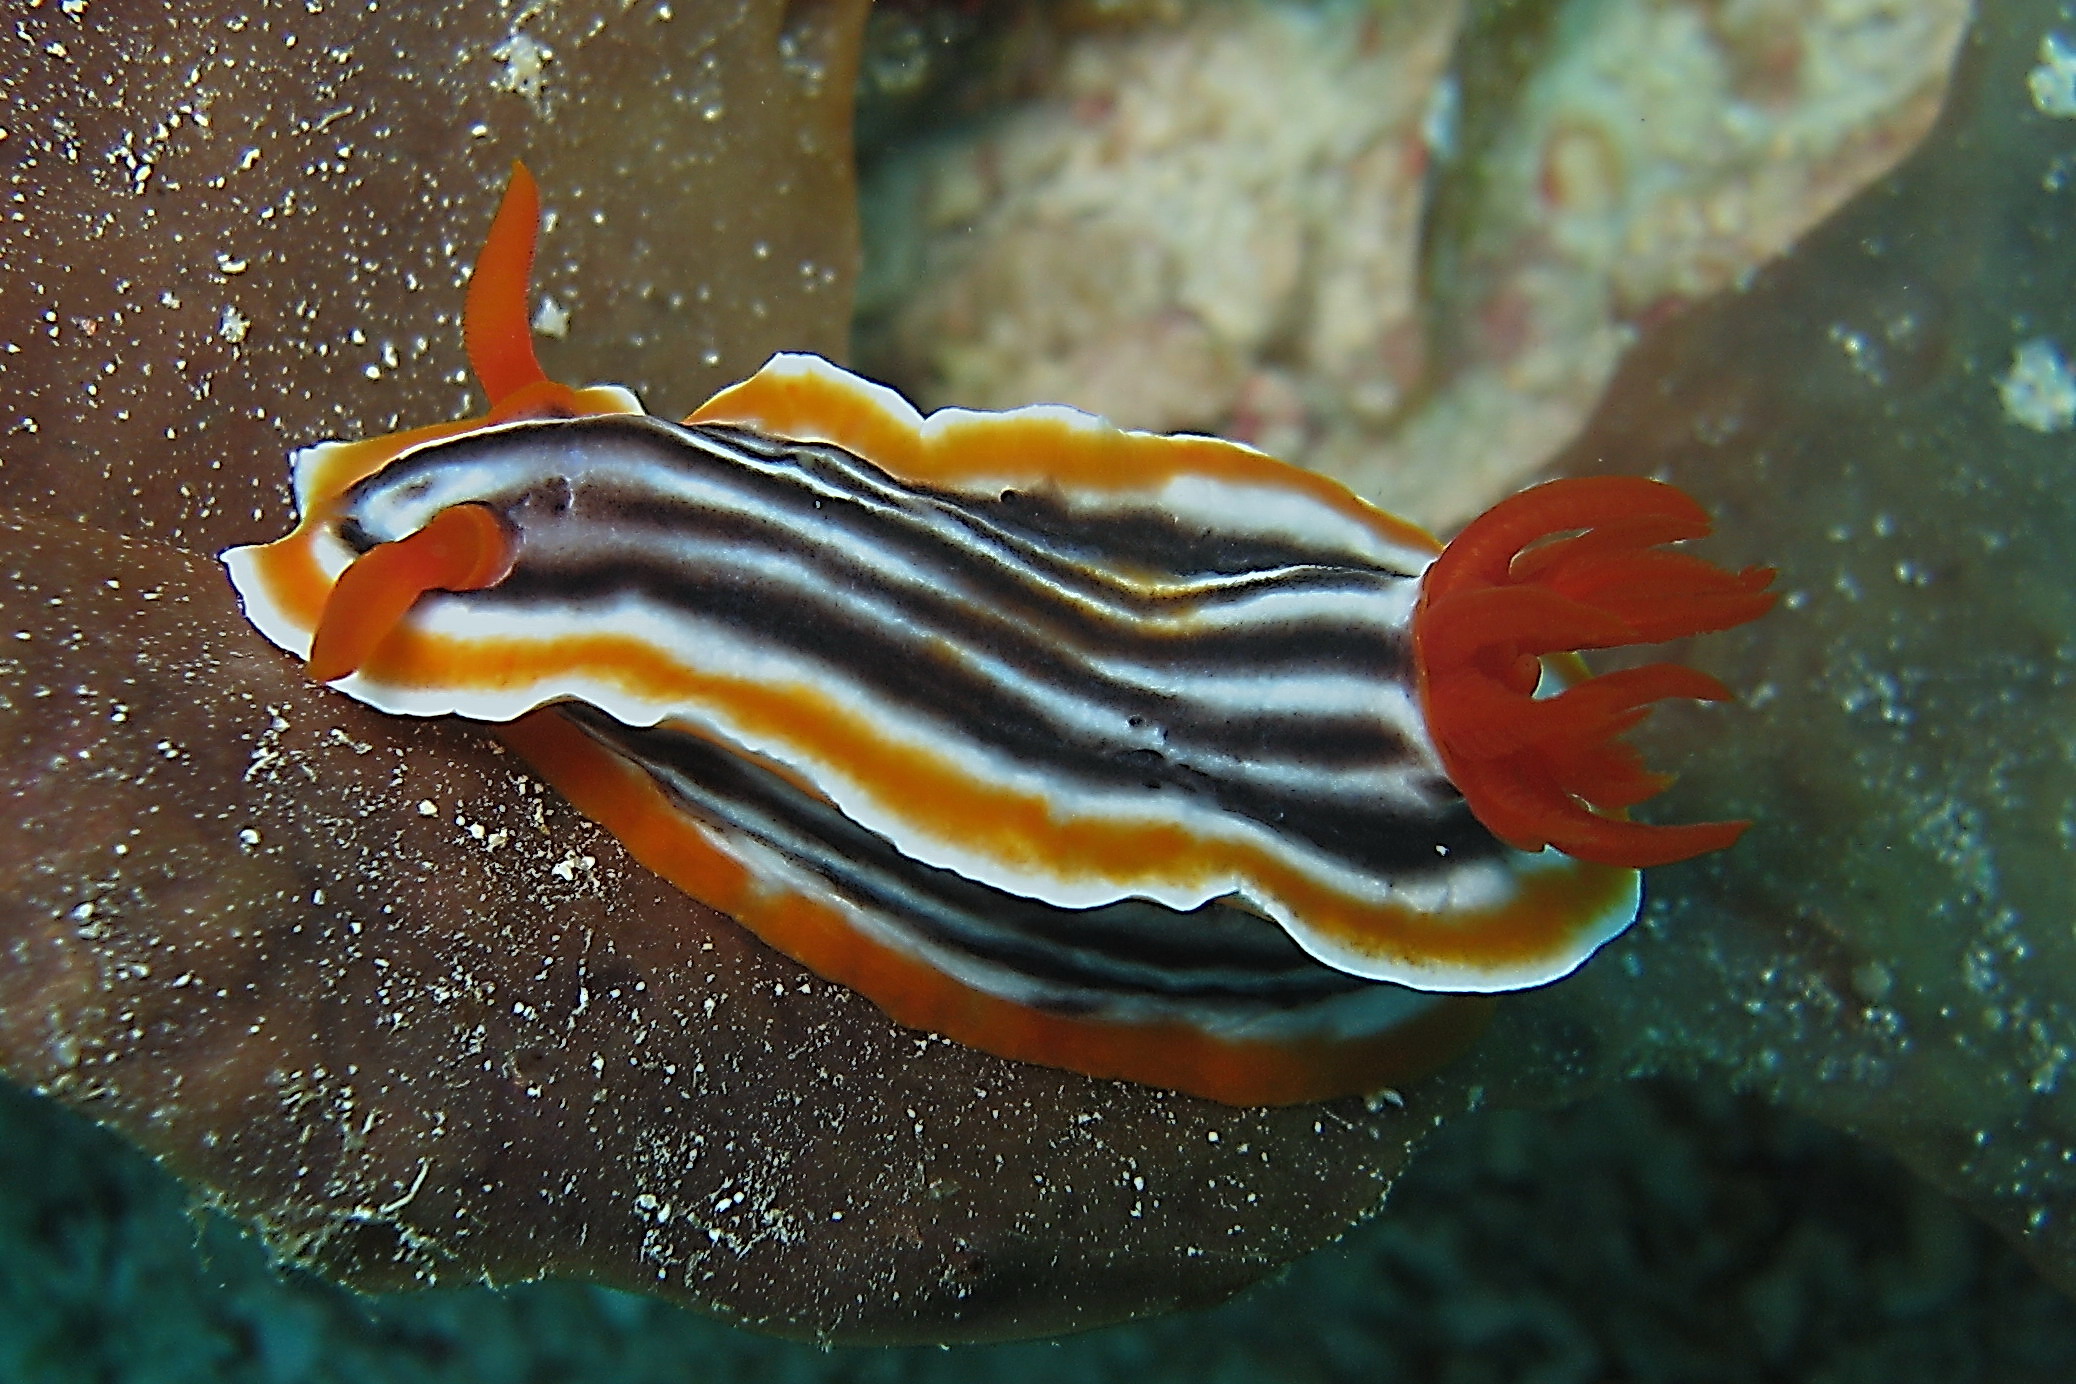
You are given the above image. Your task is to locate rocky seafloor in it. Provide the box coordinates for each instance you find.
[6,1069,2073,1382]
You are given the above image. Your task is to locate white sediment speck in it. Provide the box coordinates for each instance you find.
[1421,74,1459,161]
[2029,34,2076,117]
[532,295,570,338]
[493,32,554,113]
[1997,337,2076,432]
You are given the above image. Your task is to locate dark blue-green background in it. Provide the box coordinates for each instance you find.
[5,1072,2070,1382]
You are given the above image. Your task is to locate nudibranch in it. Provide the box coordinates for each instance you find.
[221,164,1775,1106]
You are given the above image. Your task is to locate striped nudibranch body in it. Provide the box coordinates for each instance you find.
[221,164,1775,1105]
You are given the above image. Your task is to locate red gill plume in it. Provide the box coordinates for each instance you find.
[1412,476,1777,869]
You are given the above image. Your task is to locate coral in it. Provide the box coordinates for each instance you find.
[858,0,1965,528]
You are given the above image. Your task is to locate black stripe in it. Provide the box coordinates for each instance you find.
[351,414,1507,878]
[481,554,1494,876]
[506,478,1412,670]
[483,545,1412,753]
[564,705,1390,1015]
[352,415,1423,610]
[705,422,1432,581]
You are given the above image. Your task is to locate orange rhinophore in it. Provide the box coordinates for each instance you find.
[464,161,551,407]
[220,162,1775,1106]
[307,503,515,684]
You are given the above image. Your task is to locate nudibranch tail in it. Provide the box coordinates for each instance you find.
[464,159,551,409]
[306,503,515,684]
[1413,476,1777,869]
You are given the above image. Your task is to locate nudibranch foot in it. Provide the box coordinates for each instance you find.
[1412,476,1777,870]
[501,706,1498,1106]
